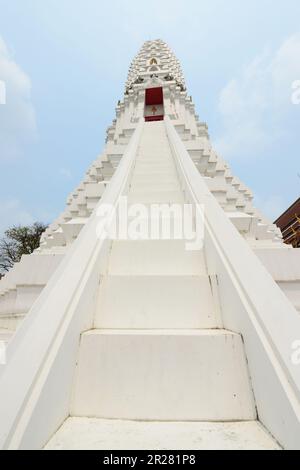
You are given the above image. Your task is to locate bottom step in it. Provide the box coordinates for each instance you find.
[45,418,280,450]
[71,330,255,421]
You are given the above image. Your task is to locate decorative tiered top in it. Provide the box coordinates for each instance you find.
[125,39,186,92]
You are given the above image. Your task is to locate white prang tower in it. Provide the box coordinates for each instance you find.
[0,40,299,450]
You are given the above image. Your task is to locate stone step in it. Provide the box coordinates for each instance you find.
[108,240,207,276]
[130,173,179,185]
[0,328,14,345]
[95,275,217,329]
[134,161,176,171]
[136,150,173,158]
[128,189,184,204]
[133,166,178,177]
[45,418,280,450]
[0,314,23,332]
[71,329,256,421]
[130,180,181,192]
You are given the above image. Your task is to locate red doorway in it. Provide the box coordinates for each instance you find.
[144,87,164,122]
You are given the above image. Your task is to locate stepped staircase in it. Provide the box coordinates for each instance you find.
[45,122,279,450]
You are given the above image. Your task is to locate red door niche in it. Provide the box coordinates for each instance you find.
[144,87,164,122]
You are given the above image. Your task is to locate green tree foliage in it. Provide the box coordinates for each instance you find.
[0,222,48,275]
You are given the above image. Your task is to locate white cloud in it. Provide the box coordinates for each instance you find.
[0,79,6,104]
[215,34,300,159]
[0,199,55,236]
[291,80,300,104]
[0,199,34,235]
[0,36,37,160]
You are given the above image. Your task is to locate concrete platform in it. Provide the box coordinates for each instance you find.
[45,418,281,450]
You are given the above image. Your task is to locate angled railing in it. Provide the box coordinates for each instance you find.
[0,120,144,450]
[165,116,300,450]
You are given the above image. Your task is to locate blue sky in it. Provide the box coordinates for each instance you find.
[0,0,299,234]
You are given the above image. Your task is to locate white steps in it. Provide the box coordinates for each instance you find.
[45,418,280,450]
[0,329,13,344]
[108,240,206,276]
[71,329,256,421]
[133,166,178,177]
[95,275,216,329]
[130,179,180,192]
[49,121,265,449]
[130,173,178,185]
[129,122,183,204]
[128,190,184,204]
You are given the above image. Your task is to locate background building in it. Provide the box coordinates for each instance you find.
[275,198,300,248]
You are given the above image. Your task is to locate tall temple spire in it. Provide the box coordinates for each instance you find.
[126,39,186,92]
